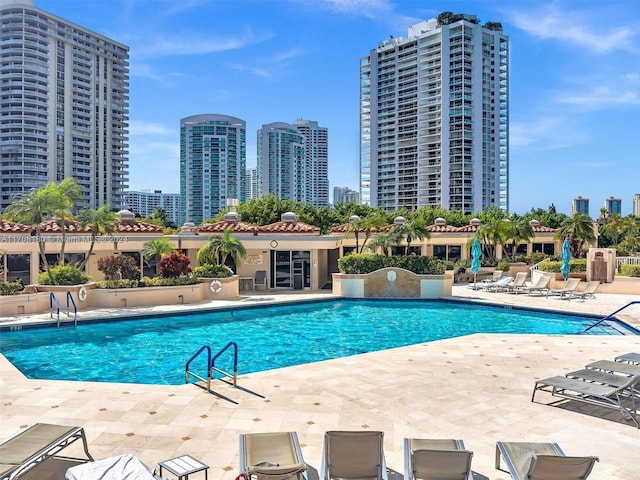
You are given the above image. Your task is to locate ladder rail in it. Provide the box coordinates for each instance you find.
[66,291,77,327]
[185,345,212,391]
[584,301,640,332]
[211,341,238,386]
[50,292,60,327]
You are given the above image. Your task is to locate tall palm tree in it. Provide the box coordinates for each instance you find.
[197,227,247,271]
[555,213,596,258]
[506,217,534,259]
[76,205,117,270]
[54,178,81,266]
[391,218,429,255]
[366,231,402,256]
[476,218,511,262]
[142,238,176,276]
[345,214,388,253]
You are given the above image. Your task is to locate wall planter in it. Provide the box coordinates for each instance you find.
[198,275,239,300]
[332,268,453,299]
[0,291,50,316]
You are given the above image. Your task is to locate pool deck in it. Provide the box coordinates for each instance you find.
[1,287,639,479]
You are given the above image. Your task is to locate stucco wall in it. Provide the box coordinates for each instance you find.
[332,268,453,298]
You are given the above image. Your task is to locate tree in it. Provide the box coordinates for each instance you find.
[366,231,402,256]
[142,238,176,276]
[54,178,82,266]
[555,213,596,258]
[505,217,534,259]
[390,218,429,255]
[345,214,388,253]
[76,204,117,270]
[476,218,512,262]
[197,227,247,272]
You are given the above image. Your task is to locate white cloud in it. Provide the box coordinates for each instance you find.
[227,63,272,79]
[129,121,173,137]
[558,86,640,109]
[510,116,589,151]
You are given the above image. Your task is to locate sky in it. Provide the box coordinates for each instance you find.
[36,0,640,216]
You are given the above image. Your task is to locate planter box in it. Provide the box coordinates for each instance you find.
[332,268,453,299]
[0,291,50,316]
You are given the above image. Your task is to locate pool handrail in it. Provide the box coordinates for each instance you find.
[65,291,77,328]
[584,301,640,332]
[211,341,238,386]
[185,345,212,391]
[49,292,60,325]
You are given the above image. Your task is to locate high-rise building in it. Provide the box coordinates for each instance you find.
[125,190,180,225]
[180,114,246,225]
[603,196,621,216]
[572,196,590,216]
[246,167,259,200]
[360,13,509,213]
[256,122,307,202]
[333,186,360,204]
[0,0,129,212]
[293,119,329,207]
[634,194,640,217]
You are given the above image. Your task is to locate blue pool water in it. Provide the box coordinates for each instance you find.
[0,299,628,385]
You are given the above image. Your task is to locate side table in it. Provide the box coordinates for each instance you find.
[159,454,208,479]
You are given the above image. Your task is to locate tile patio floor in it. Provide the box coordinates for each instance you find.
[1,286,639,479]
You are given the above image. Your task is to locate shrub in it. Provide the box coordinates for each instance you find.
[95,279,139,289]
[159,251,192,278]
[193,264,233,278]
[537,259,587,273]
[618,264,640,277]
[138,275,199,287]
[496,260,511,272]
[338,253,447,275]
[0,280,24,296]
[39,265,91,285]
[97,254,140,280]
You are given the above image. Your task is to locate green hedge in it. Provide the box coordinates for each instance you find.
[0,280,24,296]
[39,265,91,285]
[138,275,200,287]
[193,264,233,278]
[537,259,587,273]
[95,279,139,289]
[618,264,640,277]
[338,254,447,275]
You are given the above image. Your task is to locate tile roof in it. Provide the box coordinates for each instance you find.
[115,220,163,234]
[259,221,321,234]
[38,220,92,233]
[0,220,30,234]
[197,221,259,234]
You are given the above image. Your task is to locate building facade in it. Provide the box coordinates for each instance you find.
[180,114,246,225]
[360,13,508,213]
[293,119,329,207]
[0,0,129,212]
[333,186,360,204]
[572,196,590,216]
[634,194,640,217]
[603,196,621,216]
[125,190,180,224]
[256,122,307,202]
[246,167,259,200]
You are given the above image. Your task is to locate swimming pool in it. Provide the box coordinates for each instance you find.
[0,299,630,385]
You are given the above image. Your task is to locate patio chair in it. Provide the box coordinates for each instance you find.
[568,281,599,301]
[483,276,514,292]
[520,275,551,296]
[546,278,581,298]
[321,431,387,480]
[495,441,599,480]
[404,438,473,480]
[502,272,528,293]
[239,432,308,480]
[0,423,94,480]
[254,270,268,291]
[616,352,640,365]
[481,270,504,284]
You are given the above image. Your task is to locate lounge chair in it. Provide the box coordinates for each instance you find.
[321,431,387,480]
[520,275,551,296]
[532,372,640,427]
[546,277,581,298]
[616,352,640,365]
[568,281,599,301]
[239,432,307,480]
[254,270,268,291]
[481,276,513,292]
[404,438,473,480]
[66,453,159,480]
[495,441,599,480]
[503,272,528,293]
[0,423,94,480]
[585,359,640,376]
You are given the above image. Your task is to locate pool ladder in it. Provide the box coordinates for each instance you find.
[50,291,77,328]
[584,301,640,332]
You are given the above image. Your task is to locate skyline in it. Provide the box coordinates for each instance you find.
[35,0,640,216]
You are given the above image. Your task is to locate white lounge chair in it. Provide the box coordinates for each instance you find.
[481,276,513,292]
[404,438,473,480]
[239,432,307,480]
[520,275,551,296]
[546,277,581,298]
[321,431,387,480]
[568,281,599,301]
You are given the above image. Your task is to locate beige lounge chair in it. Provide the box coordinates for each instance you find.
[321,431,387,480]
[503,272,528,293]
[568,281,599,301]
[239,432,307,480]
[482,276,514,292]
[495,441,599,480]
[546,277,581,298]
[0,423,93,480]
[404,438,473,480]
[520,275,551,296]
[616,352,640,365]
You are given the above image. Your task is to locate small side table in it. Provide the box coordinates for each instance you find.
[159,455,208,479]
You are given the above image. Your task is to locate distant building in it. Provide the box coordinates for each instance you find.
[180,114,246,225]
[333,187,360,205]
[0,0,129,212]
[603,196,622,216]
[633,194,640,216]
[125,190,180,224]
[293,119,329,207]
[572,196,590,216]
[246,167,259,200]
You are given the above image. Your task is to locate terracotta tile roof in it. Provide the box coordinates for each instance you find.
[197,221,259,234]
[454,224,479,233]
[38,219,92,233]
[115,220,163,234]
[0,220,30,234]
[259,221,321,234]
[330,223,382,234]
[531,225,558,233]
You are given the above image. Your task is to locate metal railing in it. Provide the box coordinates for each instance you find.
[584,301,640,332]
[49,292,60,325]
[65,291,77,328]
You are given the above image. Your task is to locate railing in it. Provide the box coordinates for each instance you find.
[617,256,640,266]
[584,301,640,332]
[49,292,60,325]
[185,345,212,392]
[185,342,239,395]
[211,341,238,386]
[65,291,77,328]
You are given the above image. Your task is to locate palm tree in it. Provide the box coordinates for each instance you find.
[555,213,596,258]
[506,217,534,259]
[76,205,117,270]
[197,227,247,271]
[345,214,388,253]
[366,231,402,256]
[142,238,177,276]
[54,178,81,266]
[476,218,511,262]
[391,218,429,255]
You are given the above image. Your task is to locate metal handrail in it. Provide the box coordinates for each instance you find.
[185,345,212,391]
[584,301,640,332]
[211,341,238,386]
[49,292,60,326]
[66,291,77,327]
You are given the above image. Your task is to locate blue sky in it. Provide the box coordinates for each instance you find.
[37,0,640,216]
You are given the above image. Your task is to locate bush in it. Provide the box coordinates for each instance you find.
[338,254,447,275]
[618,264,640,277]
[97,254,140,280]
[138,275,199,287]
[39,265,91,285]
[496,260,511,271]
[0,280,24,296]
[193,264,233,278]
[537,259,587,273]
[159,252,192,278]
[95,279,139,289]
